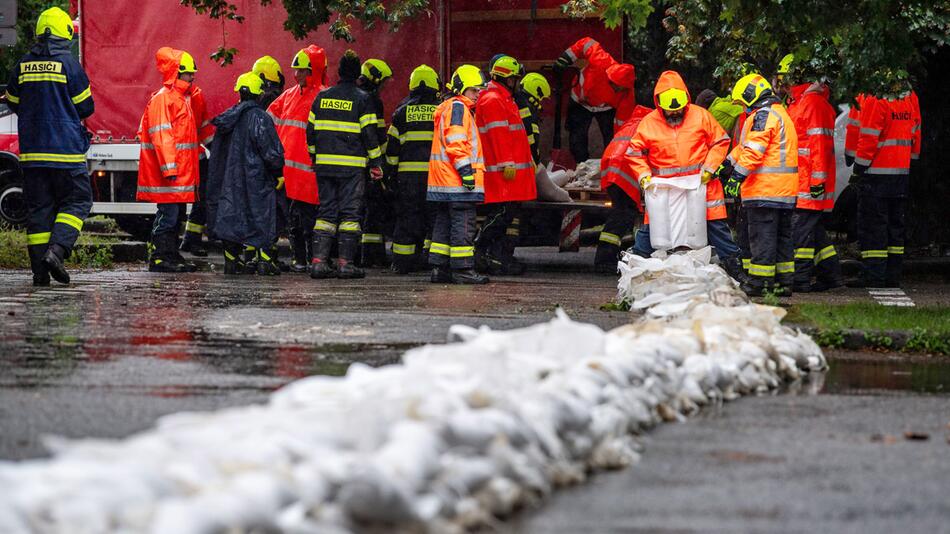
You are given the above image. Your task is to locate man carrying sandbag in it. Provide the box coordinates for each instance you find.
[625,71,743,280]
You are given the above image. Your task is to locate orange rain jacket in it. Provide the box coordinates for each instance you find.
[853,91,921,179]
[727,95,799,209]
[626,71,730,221]
[599,104,652,210]
[189,85,215,154]
[427,94,485,202]
[787,83,837,211]
[561,37,637,129]
[137,47,200,203]
[476,80,536,204]
[268,45,328,205]
[843,93,867,161]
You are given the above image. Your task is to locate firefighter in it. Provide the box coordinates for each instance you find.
[306,50,383,280]
[721,73,799,296]
[515,72,551,165]
[385,64,440,274]
[553,37,637,163]
[179,81,216,257]
[205,72,285,275]
[695,88,744,135]
[843,94,868,167]
[777,56,843,292]
[357,58,394,267]
[5,7,94,285]
[474,55,536,275]
[137,47,202,273]
[848,88,921,288]
[625,71,741,279]
[428,65,489,285]
[268,45,328,273]
[594,104,651,272]
[253,55,286,109]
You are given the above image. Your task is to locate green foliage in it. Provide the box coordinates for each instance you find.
[0,0,70,84]
[0,223,30,269]
[904,328,950,355]
[0,223,115,269]
[67,242,114,269]
[600,300,631,311]
[864,331,893,350]
[813,329,845,349]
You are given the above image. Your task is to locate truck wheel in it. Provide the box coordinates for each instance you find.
[0,181,27,227]
[113,214,154,242]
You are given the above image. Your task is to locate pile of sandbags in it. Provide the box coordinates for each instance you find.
[564,159,600,189]
[0,254,825,534]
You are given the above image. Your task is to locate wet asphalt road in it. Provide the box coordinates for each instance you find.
[1,248,948,532]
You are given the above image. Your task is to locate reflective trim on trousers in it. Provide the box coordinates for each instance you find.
[748,263,776,276]
[887,246,904,255]
[450,246,474,258]
[339,221,362,233]
[815,245,837,263]
[776,261,795,274]
[185,221,204,234]
[27,232,51,245]
[430,242,450,256]
[599,232,621,246]
[392,243,416,255]
[55,212,84,232]
[397,161,429,173]
[861,249,888,259]
[795,247,816,260]
[361,233,383,244]
[314,219,338,232]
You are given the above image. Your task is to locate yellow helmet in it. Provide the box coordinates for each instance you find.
[291,50,311,70]
[36,7,74,41]
[409,64,440,91]
[777,53,795,75]
[449,65,487,95]
[361,59,393,84]
[234,71,264,95]
[252,56,283,83]
[490,55,521,78]
[178,51,198,74]
[731,73,772,107]
[657,87,689,111]
[519,73,551,103]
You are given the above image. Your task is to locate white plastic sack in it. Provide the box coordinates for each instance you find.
[833,104,852,200]
[535,165,573,202]
[644,173,707,250]
[546,163,573,188]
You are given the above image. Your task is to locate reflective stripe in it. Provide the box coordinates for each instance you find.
[138,185,193,193]
[450,246,474,258]
[844,149,856,157]
[757,166,798,174]
[201,120,212,128]
[397,161,429,173]
[743,141,766,154]
[599,232,621,246]
[185,221,204,234]
[748,264,776,276]
[401,131,434,143]
[224,250,237,260]
[285,159,313,172]
[601,166,638,189]
[485,162,533,172]
[910,124,921,134]
[361,233,383,243]
[795,248,816,260]
[275,118,308,129]
[339,221,361,233]
[877,139,912,147]
[812,172,827,179]
[861,249,888,259]
[815,245,837,263]
[626,148,644,157]
[259,249,272,261]
[201,135,215,146]
[867,167,909,175]
[519,107,532,119]
[313,154,367,167]
[386,155,400,166]
[853,157,872,166]
[175,143,199,150]
[798,148,811,156]
[613,136,631,143]
[445,133,467,143]
[429,242,450,256]
[312,120,361,133]
[423,239,431,249]
[509,123,525,131]
[776,262,795,274]
[5,91,19,104]
[159,163,178,172]
[27,232,51,245]
[651,163,702,177]
[388,125,400,138]
[742,258,751,269]
[910,154,920,160]
[148,123,172,134]
[706,199,725,209]
[478,120,510,134]
[71,86,92,105]
[359,114,377,128]
[314,219,338,232]
[19,73,67,84]
[582,39,594,55]
[733,163,752,177]
[859,127,881,136]
[887,246,904,255]
[392,243,416,255]
[427,184,484,194]
[846,118,860,127]
[376,118,386,127]
[20,153,86,163]
[506,227,520,236]
[367,146,383,159]
[806,128,833,136]
[743,195,797,204]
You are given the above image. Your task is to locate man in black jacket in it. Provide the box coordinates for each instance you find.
[306,50,383,279]
[357,58,393,267]
[206,72,285,275]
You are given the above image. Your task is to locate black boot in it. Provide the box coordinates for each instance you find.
[452,268,489,285]
[338,234,365,279]
[42,243,71,284]
[243,246,259,274]
[309,234,337,279]
[149,234,192,273]
[430,265,453,283]
[29,246,51,287]
[180,230,208,257]
[223,244,246,275]
[721,255,747,284]
[256,247,282,276]
[290,230,310,273]
[171,236,198,272]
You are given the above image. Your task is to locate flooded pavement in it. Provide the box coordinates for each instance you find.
[1,253,949,531]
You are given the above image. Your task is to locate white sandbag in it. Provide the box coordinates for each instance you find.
[535,165,573,202]
[546,162,573,187]
[644,173,707,251]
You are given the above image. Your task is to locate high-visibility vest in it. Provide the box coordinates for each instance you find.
[844,93,867,160]
[854,92,920,177]
[787,83,836,211]
[427,95,485,202]
[727,100,799,208]
[600,105,652,210]
[475,81,536,204]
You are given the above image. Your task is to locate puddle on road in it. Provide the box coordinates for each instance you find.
[820,354,950,395]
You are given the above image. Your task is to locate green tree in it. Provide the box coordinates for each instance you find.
[0,0,70,84]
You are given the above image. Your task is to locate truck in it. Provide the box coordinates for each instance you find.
[1,0,623,245]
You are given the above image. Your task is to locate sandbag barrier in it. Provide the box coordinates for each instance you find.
[0,250,825,533]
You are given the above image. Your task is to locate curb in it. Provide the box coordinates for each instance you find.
[787,323,949,354]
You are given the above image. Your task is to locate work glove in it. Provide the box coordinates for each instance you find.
[461,174,476,191]
[723,176,743,198]
[369,166,384,181]
[845,154,855,167]
[503,166,517,181]
[701,170,715,184]
[553,54,572,73]
[165,174,177,182]
[638,174,654,191]
[276,176,285,190]
[716,160,734,182]
[809,182,825,199]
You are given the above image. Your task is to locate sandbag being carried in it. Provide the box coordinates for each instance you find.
[535,165,573,202]
[644,173,707,251]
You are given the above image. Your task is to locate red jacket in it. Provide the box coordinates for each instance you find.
[475,80,536,203]
[599,105,652,209]
[268,45,328,204]
[854,91,920,178]
[137,47,200,204]
[787,83,836,211]
[189,85,215,152]
[844,93,867,160]
[626,71,730,222]
[562,37,637,128]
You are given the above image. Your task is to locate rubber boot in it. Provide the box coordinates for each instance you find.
[243,246,258,274]
[290,230,310,274]
[309,234,337,279]
[721,255,747,284]
[180,230,208,257]
[41,243,70,284]
[430,266,453,283]
[223,243,246,275]
[149,234,192,273]
[171,236,198,272]
[29,246,51,287]
[256,247,282,276]
[337,233,366,279]
[452,268,489,285]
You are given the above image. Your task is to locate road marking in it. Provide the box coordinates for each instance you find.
[869,288,915,307]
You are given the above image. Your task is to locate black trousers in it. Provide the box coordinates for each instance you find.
[566,99,615,163]
[745,206,795,289]
[391,172,431,268]
[362,177,390,258]
[430,202,476,269]
[288,199,317,248]
[595,184,639,265]
[792,209,842,287]
[857,184,906,286]
[315,172,365,259]
[24,167,93,271]
[735,202,751,273]
[476,202,520,261]
[184,158,208,236]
